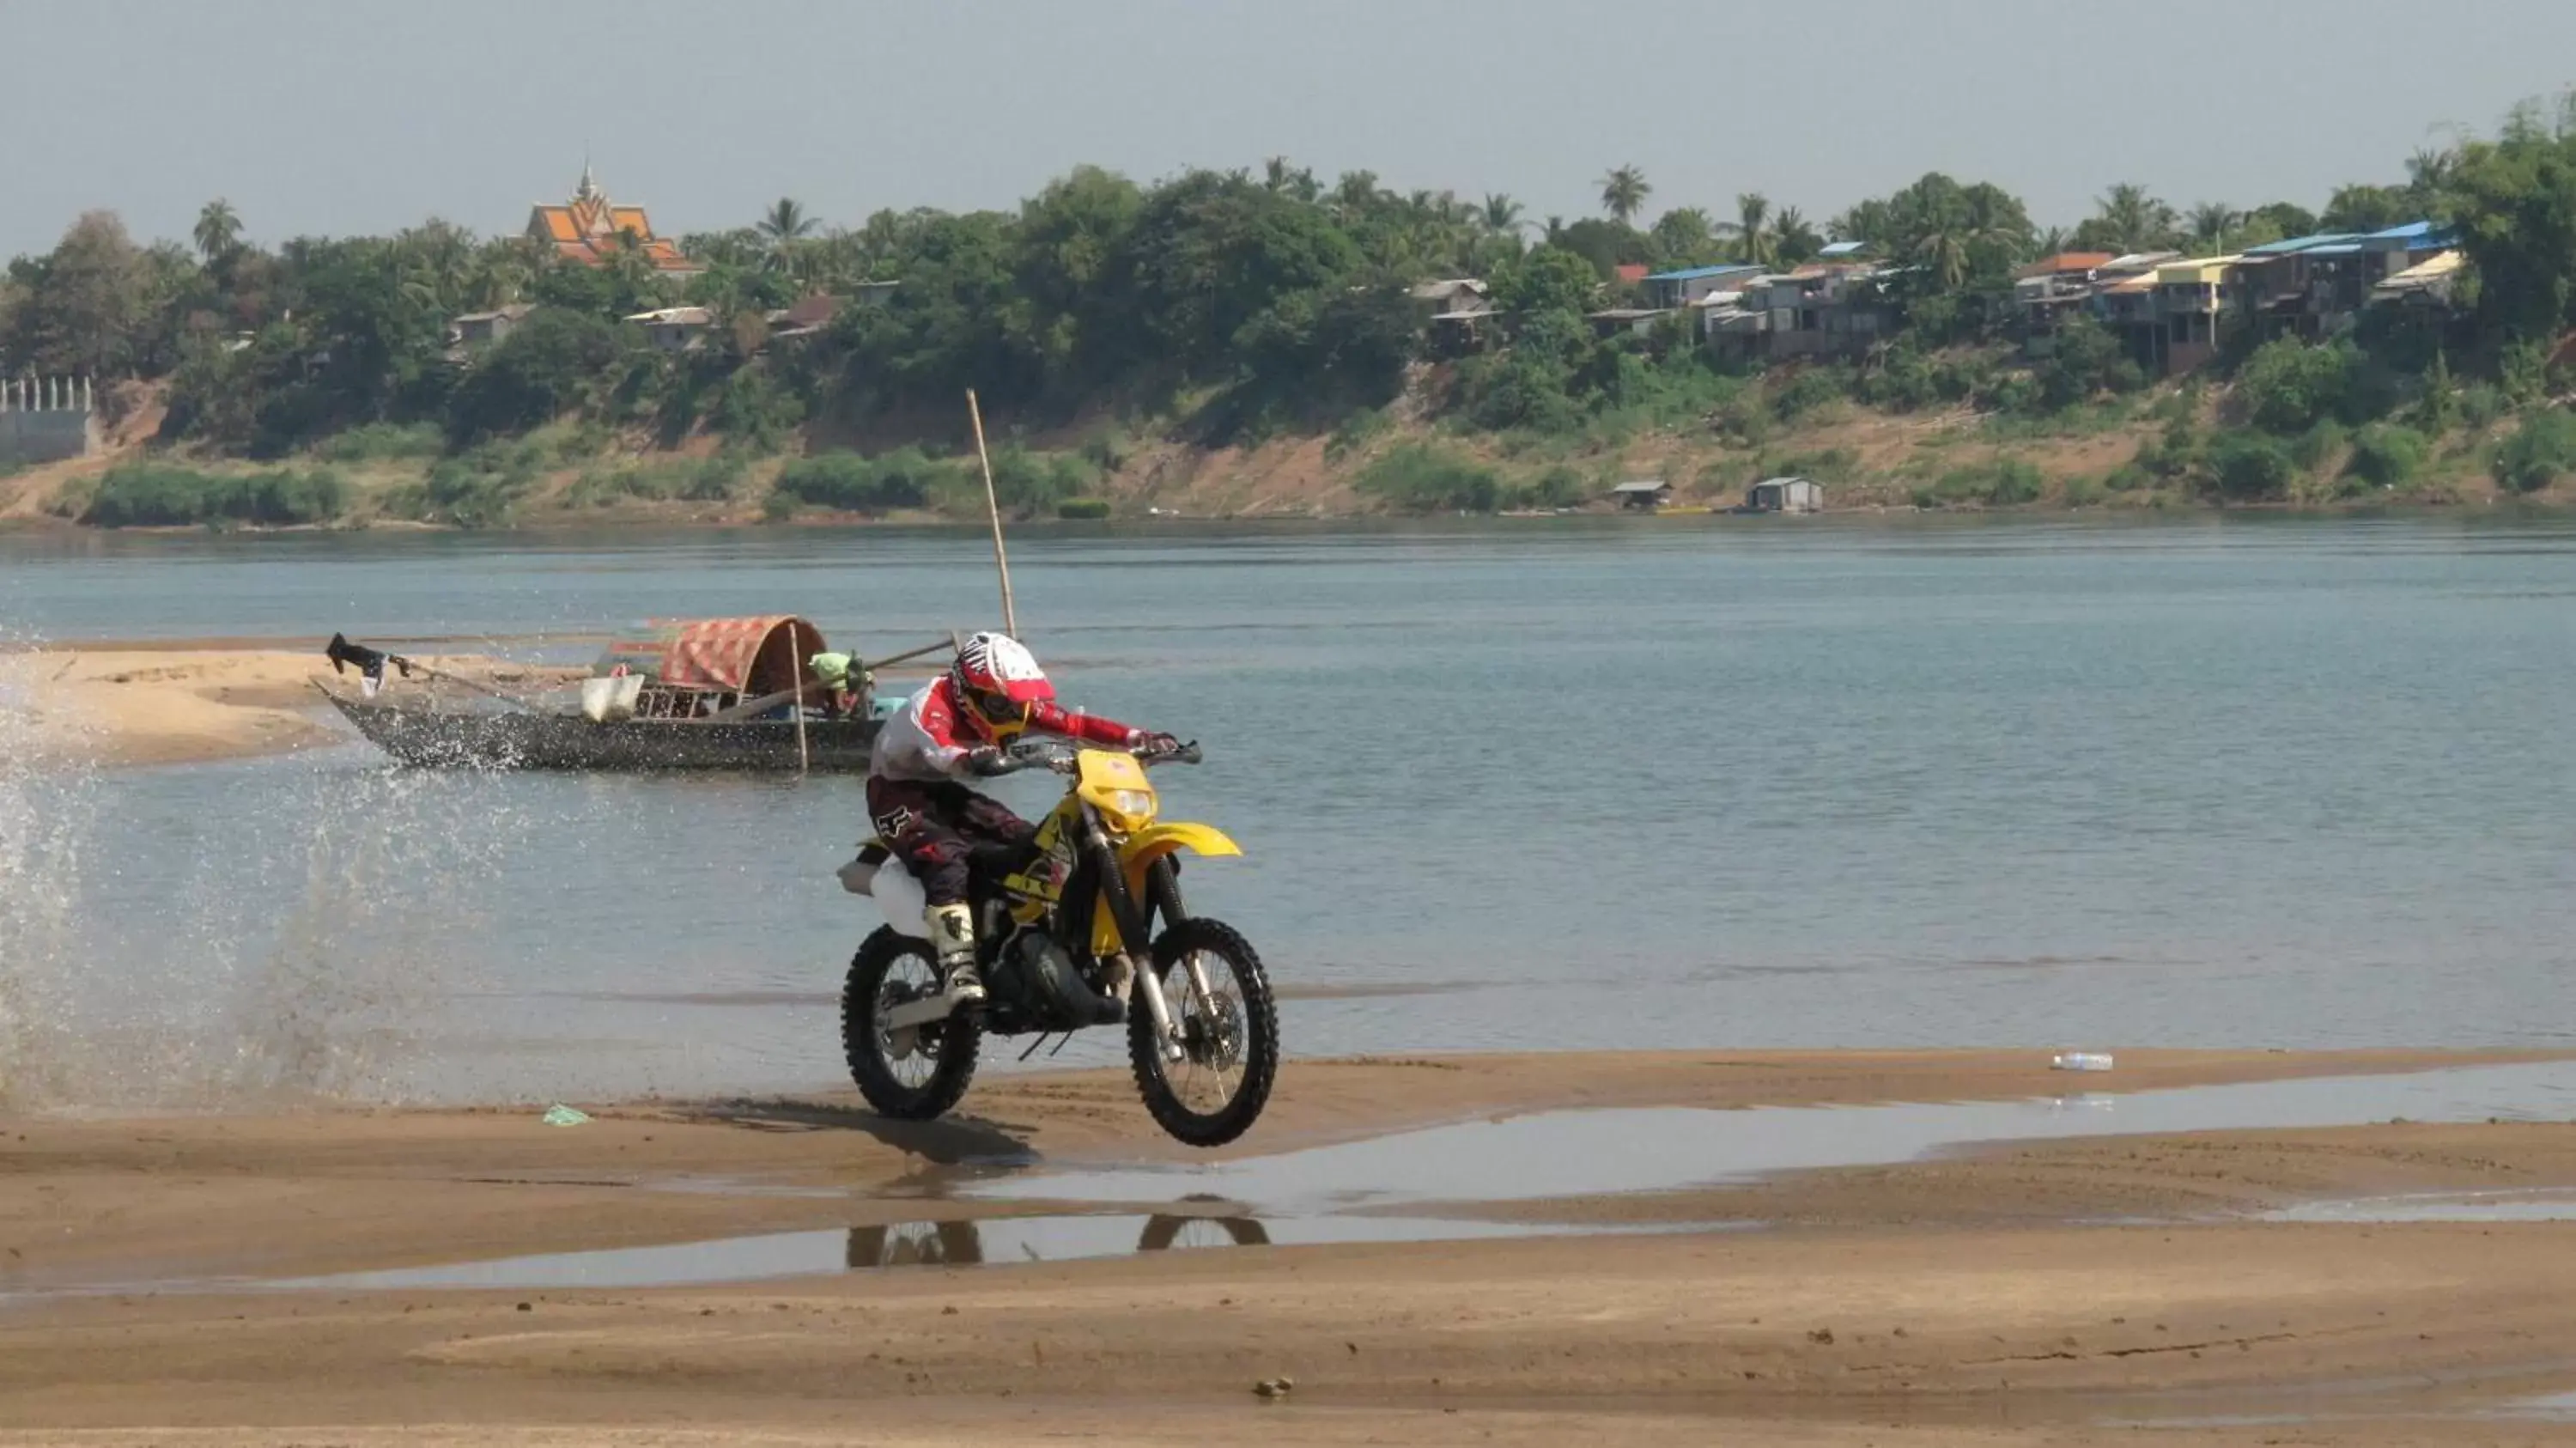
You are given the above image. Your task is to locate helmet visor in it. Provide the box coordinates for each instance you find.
[969,687,1027,727]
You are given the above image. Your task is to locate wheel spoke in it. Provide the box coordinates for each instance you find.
[875,955,941,1090]
[1127,920,1274,1147]
[1163,950,1251,1114]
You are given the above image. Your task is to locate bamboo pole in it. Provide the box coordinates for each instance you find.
[965,388,1018,638]
[793,658,811,774]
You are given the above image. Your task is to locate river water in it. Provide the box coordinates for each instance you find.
[3,513,2573,1105]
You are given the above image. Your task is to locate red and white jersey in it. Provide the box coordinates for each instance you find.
[868,675,1141,784]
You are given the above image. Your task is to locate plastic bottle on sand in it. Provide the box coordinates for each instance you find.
[2051,1051,2115,1072]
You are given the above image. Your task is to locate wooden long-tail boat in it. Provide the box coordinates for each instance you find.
[317,617,930,773]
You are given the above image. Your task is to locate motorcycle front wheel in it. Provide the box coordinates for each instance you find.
[1127,917,1279,1147]
[842,925,981,1120]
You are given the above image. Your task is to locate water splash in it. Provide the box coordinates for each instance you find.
[0,636,528,1108]
[215,758,529,1103]
[0,640,97,1108]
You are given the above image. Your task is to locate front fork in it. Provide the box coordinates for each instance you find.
[1092,821,1209,1063]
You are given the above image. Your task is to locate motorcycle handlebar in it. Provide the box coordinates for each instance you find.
[1002,738,1204,770]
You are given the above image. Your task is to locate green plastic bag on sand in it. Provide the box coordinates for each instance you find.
[541,1104,591,1127]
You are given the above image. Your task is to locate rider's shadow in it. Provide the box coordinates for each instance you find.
[686,1097,1043,1168]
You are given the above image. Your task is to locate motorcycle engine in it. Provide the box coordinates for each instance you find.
[995,929,1121,1028]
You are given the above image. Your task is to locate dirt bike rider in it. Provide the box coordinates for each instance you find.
[866,631,1178,1005]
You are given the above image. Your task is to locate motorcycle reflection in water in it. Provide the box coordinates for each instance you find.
[846,1205,1271,1269]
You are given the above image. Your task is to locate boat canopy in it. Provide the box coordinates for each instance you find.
[595,616,827,697]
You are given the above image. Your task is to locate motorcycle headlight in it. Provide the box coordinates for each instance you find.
[1106,789,1159,826]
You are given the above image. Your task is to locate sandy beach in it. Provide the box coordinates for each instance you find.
[7,1049,2576,1445]
[4,644,583,767]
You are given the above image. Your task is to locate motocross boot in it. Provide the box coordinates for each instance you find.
[925,903,987,1006]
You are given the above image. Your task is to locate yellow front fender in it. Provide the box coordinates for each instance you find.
[1090,822,1243,956]
[1121,821,1242,885]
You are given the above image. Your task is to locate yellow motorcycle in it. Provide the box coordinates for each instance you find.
[837,738,1277,1147]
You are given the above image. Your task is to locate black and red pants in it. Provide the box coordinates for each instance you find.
[865,778,1036,908]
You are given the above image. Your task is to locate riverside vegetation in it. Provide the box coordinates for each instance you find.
[14,94,2576,528]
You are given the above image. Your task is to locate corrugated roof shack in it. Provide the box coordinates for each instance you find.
[1611,479,1673,511]
[1746,477,1822,514]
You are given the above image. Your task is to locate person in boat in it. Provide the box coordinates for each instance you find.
[866,631,1177,1004]
[807,651,862,719]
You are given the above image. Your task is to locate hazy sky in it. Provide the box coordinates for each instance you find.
[5,0,2573,259]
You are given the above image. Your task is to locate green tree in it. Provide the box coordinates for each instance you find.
[2445,94,2576,341]
[1727,192,1775,267]
[1491,246,1601,315]
[1772,207,1822,265]
[2209,431,2298,500]
[1,211,154,377]
[1481,192,1526,238]
[1331,170,1382,222]
[2185,202,2240,252]
[2320,183,2414,233]
[193,199,244,268]
[1873,173,2032,296]
[1017,165,1144,382]
[1102,169,1363,382]
[1212,281,1415,437]
[1548,217,1649,279]
[2233,338,2356,434]
[1649,207,1718,268]
[827,208,1043,412]
[464,236,542,311]
[2404,146,2460,212]
[1598,166,1650,225]
[447,307,634,441]
[2075,183,2179,255]
[2239,201,2320,248]
[757,198,817,263]
[1261,156,1321,203]
[2034,313,2144,409]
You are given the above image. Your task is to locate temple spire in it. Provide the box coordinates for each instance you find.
[574,154,603,207]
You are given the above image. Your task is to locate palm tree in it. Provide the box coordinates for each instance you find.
[758,198,817,248]
[1333,171,1382,221]
[1913,228,1971,291]
[465,237,539,310]
[1911,193,2026,292]
[1598,166,1650,226]
[1481,192,1526,237]
[1772,207,1822,265]
[2404,147,2458,213]
[1833,198,1893,252]
[193,199,242,265]
[2185,202,2240,252]
[2093,183,2178,254]
[1725,192,1775,267]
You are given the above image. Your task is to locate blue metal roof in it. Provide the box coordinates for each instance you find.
[2306,243,2364,256]
[2363,220,2459,249]
[1642,264,1761,282]
[1818,240,1868,258]
[2240,232,2362,257]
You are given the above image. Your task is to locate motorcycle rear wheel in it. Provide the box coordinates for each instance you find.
[1127,918,1278,1147]
[842,926,981,1120]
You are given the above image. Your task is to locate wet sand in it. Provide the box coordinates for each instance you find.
[9,1049,2576,1445]
[6,646,581,766]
